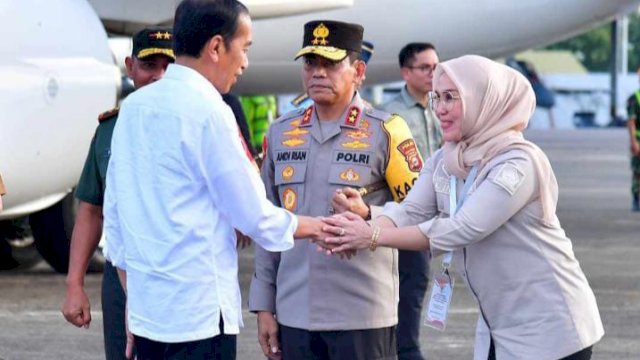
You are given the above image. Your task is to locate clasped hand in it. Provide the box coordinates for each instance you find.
[314,212,374,256]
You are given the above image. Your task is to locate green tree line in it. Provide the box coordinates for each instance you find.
[545,12,640,72]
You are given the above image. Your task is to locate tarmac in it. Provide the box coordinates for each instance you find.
[0,128,639,359]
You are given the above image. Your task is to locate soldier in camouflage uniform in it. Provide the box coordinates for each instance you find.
[61,28,174,360]
[626,82,640,211]
[249,20,422,360]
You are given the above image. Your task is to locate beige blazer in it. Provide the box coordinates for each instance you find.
[384,148,604,360]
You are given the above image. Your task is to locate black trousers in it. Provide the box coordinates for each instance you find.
[102,261,129,360]
[397,249,429,360]
[279,324,397,360]
[488,338,593,360]
[134,317,236,360]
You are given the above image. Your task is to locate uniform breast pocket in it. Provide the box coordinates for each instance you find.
[274,163,307,213]
[328,164,372,190]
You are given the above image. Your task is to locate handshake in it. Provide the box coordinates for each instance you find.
[308,187,381,258]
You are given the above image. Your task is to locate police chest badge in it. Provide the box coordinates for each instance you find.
[282,188,297,211]
[282,138,306,148]
[342,140,369,149]
[397,139,422,172]
[339,168,360,182]
[282,166,294,180]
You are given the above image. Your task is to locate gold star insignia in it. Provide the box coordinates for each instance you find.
[163,32,171,40]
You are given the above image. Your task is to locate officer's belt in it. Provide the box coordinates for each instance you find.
[357,180,387,197]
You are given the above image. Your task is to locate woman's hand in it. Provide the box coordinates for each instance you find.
[321,212,374,253]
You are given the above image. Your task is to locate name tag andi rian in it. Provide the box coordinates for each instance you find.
[275,150,308,162]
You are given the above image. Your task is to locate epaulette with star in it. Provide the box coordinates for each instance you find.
[98,107,119,122]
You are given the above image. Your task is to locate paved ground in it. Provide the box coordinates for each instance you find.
[0,128,639,359]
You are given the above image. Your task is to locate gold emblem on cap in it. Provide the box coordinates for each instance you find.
[312,23,330,46]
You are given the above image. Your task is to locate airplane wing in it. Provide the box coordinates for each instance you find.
[86,0,353,34]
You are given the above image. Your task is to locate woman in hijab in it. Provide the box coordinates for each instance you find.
[321,55,603,360]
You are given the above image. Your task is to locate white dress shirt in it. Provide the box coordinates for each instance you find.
[104,64,296,343]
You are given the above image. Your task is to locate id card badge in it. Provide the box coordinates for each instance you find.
[424,269,454,331]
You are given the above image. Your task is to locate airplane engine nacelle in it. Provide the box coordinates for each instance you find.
[0,0,120,219]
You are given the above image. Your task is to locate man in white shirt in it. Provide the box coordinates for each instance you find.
[103,1,328,359]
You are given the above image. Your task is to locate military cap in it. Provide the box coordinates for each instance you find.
[360,40,374,64]
[295,20,364,61]
[132,28,175,60]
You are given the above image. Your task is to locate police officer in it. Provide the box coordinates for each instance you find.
[249,20,422,360]
[61,28,174,360]
[627,70,640,212]
[288,40,375,111]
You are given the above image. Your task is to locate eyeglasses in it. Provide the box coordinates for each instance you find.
[429,90,460,111]
[405,64,436,75]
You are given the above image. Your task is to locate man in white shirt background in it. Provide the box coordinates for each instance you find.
[103,1,330,359]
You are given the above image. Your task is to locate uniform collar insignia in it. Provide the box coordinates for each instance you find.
[300,106,314,127]
[342,106,361,128]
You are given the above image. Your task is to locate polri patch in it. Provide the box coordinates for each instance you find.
[491,163,526,195]
[397,139,422,172]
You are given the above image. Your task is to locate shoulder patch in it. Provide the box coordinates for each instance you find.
[364,107,392,122]
[490,163,526,196]
[98,107,119,122]
[274,107,306,124]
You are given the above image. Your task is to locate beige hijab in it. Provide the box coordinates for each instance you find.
[433,55,557,224]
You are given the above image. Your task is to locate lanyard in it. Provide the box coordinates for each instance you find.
[441,164,478,269]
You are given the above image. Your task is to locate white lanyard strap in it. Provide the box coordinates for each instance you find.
[441,165,478,269]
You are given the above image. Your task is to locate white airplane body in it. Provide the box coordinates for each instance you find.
[1,0,639,270]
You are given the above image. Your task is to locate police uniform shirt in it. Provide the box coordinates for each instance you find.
[75,109,118,206]
[249,93,422,330]
[382,149,604,360]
